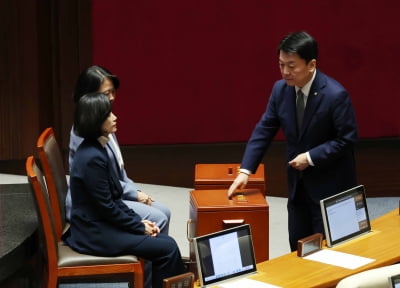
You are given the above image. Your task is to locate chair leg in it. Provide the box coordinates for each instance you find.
[133,261,144,288]
[47,272,58,288]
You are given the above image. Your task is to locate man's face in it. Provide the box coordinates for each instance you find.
[278,51,316,88]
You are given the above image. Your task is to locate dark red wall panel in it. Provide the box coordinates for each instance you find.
[92,0,400,145]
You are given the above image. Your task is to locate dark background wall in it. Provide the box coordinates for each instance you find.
[91,0,400,145]
[0,0,91,161]
[0,0,399,197]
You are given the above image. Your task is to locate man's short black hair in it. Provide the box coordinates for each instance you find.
[278,31,318,63]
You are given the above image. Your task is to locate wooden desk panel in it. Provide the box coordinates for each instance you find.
[189,188,269,263]
[194,163,266,195]
[250,209,400,288]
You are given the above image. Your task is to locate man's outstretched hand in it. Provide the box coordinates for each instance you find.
[227,173,249,199]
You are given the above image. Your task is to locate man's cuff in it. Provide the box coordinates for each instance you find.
[306,152,315,166]
[239,168,252,175]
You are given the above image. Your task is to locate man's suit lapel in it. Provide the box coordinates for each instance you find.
[298,72,324,139]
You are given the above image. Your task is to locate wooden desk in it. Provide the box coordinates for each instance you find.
[249,209,400,288]
[189,188,269,263]
[194,163,266,195]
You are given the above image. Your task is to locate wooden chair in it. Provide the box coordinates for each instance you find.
[163,272,195,288]
[26,156,144,288]
[36,127,68,239]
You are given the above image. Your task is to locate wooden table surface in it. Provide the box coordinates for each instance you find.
[194,208,400,288]
[250,208,400,288]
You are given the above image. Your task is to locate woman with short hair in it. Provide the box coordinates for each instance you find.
[62,92,185,288]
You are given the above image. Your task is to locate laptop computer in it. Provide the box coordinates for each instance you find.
[320,185,371,247]
[193,224,257,287]
[389,274,400,288]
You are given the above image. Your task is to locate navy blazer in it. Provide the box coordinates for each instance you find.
[63,138,146,256]
[241,70,358,202]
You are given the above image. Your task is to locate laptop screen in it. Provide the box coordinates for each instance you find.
[389,274,400,288]
[320,185,371,247]
[193,224,257,287]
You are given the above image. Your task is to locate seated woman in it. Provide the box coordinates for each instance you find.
[62,92,185,288]
[66,65,171,235]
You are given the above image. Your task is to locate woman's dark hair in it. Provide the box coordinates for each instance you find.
[278,31,318,63]
[73,65,120,103]
[74,92,112,140]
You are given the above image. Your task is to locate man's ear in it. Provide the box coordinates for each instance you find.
[308,59,317,72]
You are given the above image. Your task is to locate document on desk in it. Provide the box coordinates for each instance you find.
[304,249,375,269]
[219,278,282,288]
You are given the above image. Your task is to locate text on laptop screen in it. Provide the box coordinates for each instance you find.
[390,274,400,288]
[320,185,371,247]
[194,224,257,287]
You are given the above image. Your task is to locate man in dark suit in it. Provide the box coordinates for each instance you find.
[227,31,358,251]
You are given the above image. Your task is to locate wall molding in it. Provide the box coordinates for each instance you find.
[1,138,398,198]
[119,138,400,198]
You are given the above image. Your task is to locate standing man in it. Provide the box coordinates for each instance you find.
[228,31,358,251]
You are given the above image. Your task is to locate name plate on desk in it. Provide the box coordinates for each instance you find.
[297,233,322,257]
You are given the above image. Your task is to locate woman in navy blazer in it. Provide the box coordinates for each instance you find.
[228,31,358,251]
[65,65,171,236]
[62,92,185,288]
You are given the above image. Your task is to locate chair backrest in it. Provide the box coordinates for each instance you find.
[26,156,59,276]
[37,127,68,239]
[163,272,194,288]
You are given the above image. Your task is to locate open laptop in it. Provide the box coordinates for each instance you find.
[320,185,371,247]
[389,274,400,288]
[193,224,257,287]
